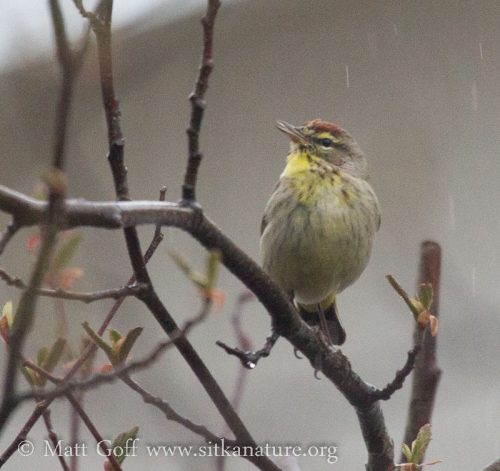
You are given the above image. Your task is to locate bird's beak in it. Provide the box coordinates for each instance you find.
[276,120,307,144]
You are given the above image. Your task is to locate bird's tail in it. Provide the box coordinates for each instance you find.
[298,295,346,345]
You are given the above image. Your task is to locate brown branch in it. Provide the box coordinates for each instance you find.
[182,0,221,202]
[217,290,254,471]
[15,287,216,403]
[122,374,275,471]
[0,207,61,430]
[122,373,229,445]
[484,459,500,471]
[88,4,279,470]
[48,0,89,170]
[0,221,19,257]
[216,331,279,369]
[22,361,123,471]
[64,392,123,471]
[92,0,128,202]
[17,340,174,402]
[132,285,283,471]
[0,193,165,465]
[400,241,442,463]
[125,370,281,471]
[16,308,278,470]
[0,187,395,470]
[41,409,70,471]
[0,0,84,429]
[0,269,147,303]
[368,344,422,402]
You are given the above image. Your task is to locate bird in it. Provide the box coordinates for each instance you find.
[260,119,381,345]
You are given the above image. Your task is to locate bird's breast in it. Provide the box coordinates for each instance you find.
[260,168,380,304]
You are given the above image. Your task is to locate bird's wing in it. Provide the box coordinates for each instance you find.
[260,181,281,235]
[260,214,268,235]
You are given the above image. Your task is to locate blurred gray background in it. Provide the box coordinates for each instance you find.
[1,0,500,469]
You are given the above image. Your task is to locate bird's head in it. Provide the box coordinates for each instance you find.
[276,119,369,180]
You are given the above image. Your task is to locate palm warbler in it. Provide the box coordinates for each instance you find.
[260,120,381,345]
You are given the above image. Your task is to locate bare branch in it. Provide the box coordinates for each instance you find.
[17,340,174,402]
[183,0,221,202]
[122,373,229,444]
[22,360,123,471]
[401,241,442,463]
[368,344,422,401]
[217,290,254,471]
[126,372,277,471]
[217,331,279,369]
[90,0,129,203]
[0,401,48,466]
[0,195,165,465]
[0,208,60,430]
[0,184,394,469]
[41,409,70,471]
[0,221,19,257]
[88,4,276,467]
[64,392,123,471]
[49,0,88,170]
[484,458,500,471]
[0,269,147,303]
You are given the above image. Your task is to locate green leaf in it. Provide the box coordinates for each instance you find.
[2,301,13,326]
[19,364,36,387]
[402,443,412,462]
[205,250,221,289]
[411,423,432,463]
[37,347,49,368]
[386,275,421,318]
[110,426,139,465]
[418,284,433,311]
[109,329,122,345]
[11,298,25,332]
[82,322,113,357]
[113,327,143,363]
[42,338,67,373]
[52,232,82,272]
[168,249,207,288]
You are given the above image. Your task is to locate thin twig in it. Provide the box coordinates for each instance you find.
[368,344,422,401]
[16,288,218,404]
[17,340,174,402]
[65,392,123,471]
[182,0,221,202]
[72,0,95,20]
[0,0,82,430]
[0,184,396,469]
[24,361,123,471]
[122,374,275,470]
[216,331,279,369]
[484,458,500,471]
[217,290,254,471]
[49,0,85,170]
[0,269,147,303]
[400,241,442,463]
[91,3,277,469]
[0,209,60,430]
[0,194,165,465]
[41,408,70,471]
[123,373,228,444]
[0,221,19,257]
[92,0,128,202]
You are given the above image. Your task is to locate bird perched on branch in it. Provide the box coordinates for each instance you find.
[260,120,381,345]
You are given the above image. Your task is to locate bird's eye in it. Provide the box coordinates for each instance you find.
[320,138,333,147]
